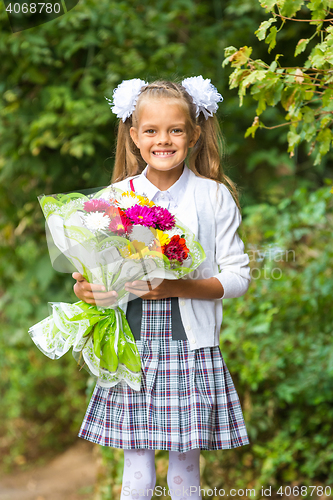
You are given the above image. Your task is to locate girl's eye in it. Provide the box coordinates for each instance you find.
[172,128,183,134]
[145,129,155,134]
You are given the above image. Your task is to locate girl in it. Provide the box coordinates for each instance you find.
[73,77,251,499]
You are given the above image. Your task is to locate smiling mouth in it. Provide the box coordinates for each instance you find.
[152,151,176,156]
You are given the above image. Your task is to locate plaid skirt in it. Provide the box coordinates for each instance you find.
[78,298,249,452]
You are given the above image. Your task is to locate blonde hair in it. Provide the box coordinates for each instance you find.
[111,80,240,210]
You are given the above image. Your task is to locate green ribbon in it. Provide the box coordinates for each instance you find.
[68,300,141,375]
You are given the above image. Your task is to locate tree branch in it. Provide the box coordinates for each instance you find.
[260,121,301,130]
[274,13,333,23]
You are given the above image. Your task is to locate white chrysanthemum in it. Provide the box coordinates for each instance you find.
[182,76,223,119]
[84,212,110,232]
[104,79,148,122]
[128,225,155,246]
[120,194,140,209]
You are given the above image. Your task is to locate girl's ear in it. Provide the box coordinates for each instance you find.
[130,127,139,148]
[189,125,201,148]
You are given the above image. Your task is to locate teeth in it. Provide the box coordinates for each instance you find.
[153,151,174,156]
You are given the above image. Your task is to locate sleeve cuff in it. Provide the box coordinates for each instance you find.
[214,271,251,299]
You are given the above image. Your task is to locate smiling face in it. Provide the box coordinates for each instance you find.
[130,98,200,188]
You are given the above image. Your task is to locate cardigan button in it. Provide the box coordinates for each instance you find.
[180,300,185,306]
[186,325,191,330]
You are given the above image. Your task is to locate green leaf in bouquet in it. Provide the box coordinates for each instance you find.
[100,342,119,372]
[63,223,97,245]
[96,235,136,252]
[39,195,64,219]
[39,192,87,220]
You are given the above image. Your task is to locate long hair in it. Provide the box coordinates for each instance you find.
[111,80,240,210]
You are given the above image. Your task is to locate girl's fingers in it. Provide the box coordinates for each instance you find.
[72,273,105,291]
[125,278,162,294]
[94,292,119,306]
[72,272,86,281]
[125,280,151,291]
[80,281,105,292]
[88,283,106,292]
[75,289,118,306]
[95,299,118,307]
[91,290,118,300]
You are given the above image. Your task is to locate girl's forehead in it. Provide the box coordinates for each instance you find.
[136,97,189,123]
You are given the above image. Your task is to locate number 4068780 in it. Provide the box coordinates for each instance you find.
[277,485,332,496]
[6,3,61,14]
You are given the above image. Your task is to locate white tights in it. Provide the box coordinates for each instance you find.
[120,448,202,499]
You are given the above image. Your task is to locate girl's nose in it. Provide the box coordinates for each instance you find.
[157,132,171,144]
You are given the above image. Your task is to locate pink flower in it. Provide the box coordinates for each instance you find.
[108,217,132,236]
[83,199,111,212]
[104,206,133,235]
[125,204,157,227]
[151,206,175,230]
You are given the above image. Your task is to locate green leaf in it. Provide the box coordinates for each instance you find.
[287,128,302,149]
[309,45,328,68]
[320,115,332,128]
[265,80,285,106]
[280,0,305,18]
[302,121,317,142]
[245,116,260,138]
[308,0,330,21]
[269,60,277,71]
[322,89,333,108]
[259,0,278,9]
[281,86,297,111]
[302,106,315,124]
[295,38,310,57]
[317,128,332,156]
[224,46,238,58]
[255,18,277,41]
[256,95,267,115]
[229,68,249,90]
[242,70,267,87]
[266,26,278,53]
[222,46,238,67]
[228,46,253,67]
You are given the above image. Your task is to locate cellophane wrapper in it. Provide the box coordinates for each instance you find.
[29,185,206,391]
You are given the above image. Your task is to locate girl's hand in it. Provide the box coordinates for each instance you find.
[125,278,174,300]
[125,276,224,300]
[72,272,118,307]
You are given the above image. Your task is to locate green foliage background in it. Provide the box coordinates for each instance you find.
[0,0,332,497]
[223,0,333,166]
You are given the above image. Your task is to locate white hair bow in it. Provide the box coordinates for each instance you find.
[105,76,223,122]
[181,76,223,119]
[105,78,148,122]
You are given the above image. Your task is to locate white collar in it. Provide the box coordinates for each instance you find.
[134,164,190,206]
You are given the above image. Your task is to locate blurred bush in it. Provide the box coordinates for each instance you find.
[206,182,333,495]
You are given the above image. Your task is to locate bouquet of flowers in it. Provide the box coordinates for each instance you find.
[29,185,205,391]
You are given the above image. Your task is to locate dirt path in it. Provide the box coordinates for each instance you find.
[0,442,98,500]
